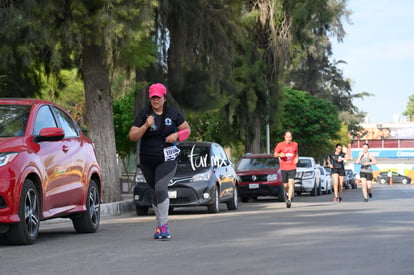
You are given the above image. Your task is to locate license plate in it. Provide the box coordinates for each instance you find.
[168,190,177,199]
[249,183,259,189]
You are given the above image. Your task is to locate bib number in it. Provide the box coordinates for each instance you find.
[163,146,181,161]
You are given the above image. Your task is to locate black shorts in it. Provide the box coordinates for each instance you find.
[360,172,373,181]
[281,169,296,183]
[331,167,345,176]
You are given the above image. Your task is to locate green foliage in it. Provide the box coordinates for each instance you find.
[274,87,341,161]
[113,91,136,159]
[403,94,414,122]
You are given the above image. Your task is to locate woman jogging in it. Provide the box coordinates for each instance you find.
[355,143,377,202]
[129,83,191,239]
[327,144,346,203]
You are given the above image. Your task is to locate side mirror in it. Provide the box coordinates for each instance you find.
[34,127,65,142]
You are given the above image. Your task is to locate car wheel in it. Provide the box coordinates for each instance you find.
[402,178,408,184]
[207,185,220,213]
[311,181,317,196]
[278,187,286,202]
[72,179,100,233]
[240,196,249,203]
[317,182,322,196]
[135,206,149,216]
[226,186,238,210]
[379,178,386,184]
[6,179,40,245]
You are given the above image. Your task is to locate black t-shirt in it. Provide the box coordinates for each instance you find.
[328,152,345,169]
[134,106,185,158]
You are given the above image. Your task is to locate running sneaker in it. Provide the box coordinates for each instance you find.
[333,197,338,203]
[159,223,170,239]
[153,226,161,239]
[338,197,342,203]
[363,198,368,203]
[368,192,372,198]
[286,199,291,208]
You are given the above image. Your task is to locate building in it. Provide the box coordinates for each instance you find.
[347,122,414,181]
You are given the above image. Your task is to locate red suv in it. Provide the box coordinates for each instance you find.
[0,99,101,244]
[236,153,284,202]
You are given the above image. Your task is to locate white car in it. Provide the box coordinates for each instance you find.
[318,165,332,194]
[294,156,321,196]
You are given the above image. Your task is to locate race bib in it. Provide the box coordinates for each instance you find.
[163,145,181,161]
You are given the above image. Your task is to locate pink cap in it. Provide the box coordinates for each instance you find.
[148,83,167,98]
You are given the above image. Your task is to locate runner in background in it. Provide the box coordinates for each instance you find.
[327,144,346,203]
[355,143,377,202]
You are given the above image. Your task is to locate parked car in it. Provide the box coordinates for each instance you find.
[294,156,321,196]
[0,99,102,245]
[133,141,239,215]
[344,169,357,189]
[236,153,284,202]
[377,171,412,184]
[318,165,332,194]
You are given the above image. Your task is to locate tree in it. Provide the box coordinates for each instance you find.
[275,87,342,161]
[403,94,414,122]
[0,1,156,202]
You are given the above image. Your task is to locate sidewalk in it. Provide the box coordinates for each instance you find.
[100,193,135,217]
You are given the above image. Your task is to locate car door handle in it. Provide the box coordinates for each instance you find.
[62,145,69,153]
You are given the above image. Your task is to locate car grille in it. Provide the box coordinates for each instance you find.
[239,175,269,182]
[169,177,191,186]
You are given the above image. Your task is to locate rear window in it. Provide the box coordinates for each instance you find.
[236,157,279,171]
[177,144,211,172]
[297,159,312,168]
[0,105,30,137]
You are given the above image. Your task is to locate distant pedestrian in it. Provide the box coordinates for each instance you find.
[129,83,191,239]
[355,143,377,202]
[327,144,346,203]
[387,170,392,185]
[274,131,299,208]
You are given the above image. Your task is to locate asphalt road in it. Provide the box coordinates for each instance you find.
[1,184,414,275]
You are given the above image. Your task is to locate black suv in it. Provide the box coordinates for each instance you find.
[377,171,411,185]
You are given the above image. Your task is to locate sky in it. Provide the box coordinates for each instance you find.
[331,0,414,124]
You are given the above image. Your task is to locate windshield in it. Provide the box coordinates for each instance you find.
[297,159,312,168]
[0,105,30,137]
[177,144,211,172]
[236,157,279,171]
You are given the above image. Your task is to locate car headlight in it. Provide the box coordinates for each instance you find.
[267,174,278,181]
[0,152,18,167]
[191,171,212,182]
[302,171,315,179]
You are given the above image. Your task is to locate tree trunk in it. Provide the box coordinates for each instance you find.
[246,114,262,153]
[82,44,121,203]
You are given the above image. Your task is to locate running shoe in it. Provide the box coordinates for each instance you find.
[363,198,368,203]
[368,192,372,198]
[338,197,342,203]
[286,199,291,208]
[159,223,171,239]
[333,197,338,203]
[153,226,161,239]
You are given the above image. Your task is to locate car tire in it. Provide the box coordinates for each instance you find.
[379,178,386,184]
[317,182,322,196]
[226,186,238,210]
[72,179,100,233]
[311,181,317,196]
[135,206,149,216]
[278,186,286,202]
[402,178,408,184]
[6,179,40,245]
[207,185,220,213]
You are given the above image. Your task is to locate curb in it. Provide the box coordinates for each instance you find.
[100,199,135,217]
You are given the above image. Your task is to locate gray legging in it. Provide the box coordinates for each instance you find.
[141,159,177,205]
